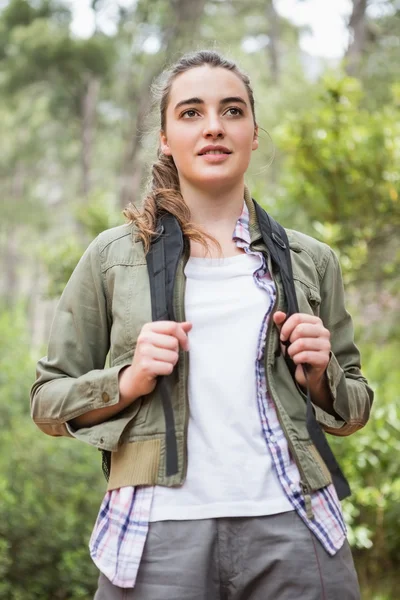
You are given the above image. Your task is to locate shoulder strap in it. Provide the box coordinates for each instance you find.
[253,200,351,501]
[253,201,298,317]
[145,213,184,477]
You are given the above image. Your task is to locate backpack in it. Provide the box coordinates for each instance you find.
[104,199,351,501]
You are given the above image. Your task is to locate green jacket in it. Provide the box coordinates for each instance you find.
[31,191,373,499]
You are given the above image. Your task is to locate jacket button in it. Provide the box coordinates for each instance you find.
[102,392,110,403]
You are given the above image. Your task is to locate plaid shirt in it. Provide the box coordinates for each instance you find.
[89,203,346,588]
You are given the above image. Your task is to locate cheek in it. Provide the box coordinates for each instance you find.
[236,140,256,165]
[233,126,256,152]
[168,141,194,172]
[168,126,196,154]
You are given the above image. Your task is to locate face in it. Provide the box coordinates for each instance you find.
[160,65,258,192]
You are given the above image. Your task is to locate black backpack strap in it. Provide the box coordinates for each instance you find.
[253,200,351,501]
[146,213,184,477]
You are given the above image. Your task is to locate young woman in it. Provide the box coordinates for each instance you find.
[31,51,373,599]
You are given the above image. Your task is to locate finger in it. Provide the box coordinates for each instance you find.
[273,311,287,329]
[287,337,331,359]
[291,350,330,368]
[289,323,330,344]
[147,359,176,377]
[138,331,179,352]
[142,346,179,365]
[273,312,291,356]
[294,364,307,388]
[145,321,191,335]
[175,323,192,351]
[280,313,321,342]
[145,321,192,351]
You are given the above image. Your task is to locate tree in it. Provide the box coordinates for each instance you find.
[1,0,116,199]
[274,75,400,297]
[345,0,369,76]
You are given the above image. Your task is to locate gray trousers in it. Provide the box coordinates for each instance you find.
[94,512,360,600]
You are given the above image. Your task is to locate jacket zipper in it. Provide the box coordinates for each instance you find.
[263,253,314,520]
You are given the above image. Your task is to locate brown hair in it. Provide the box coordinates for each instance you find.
[123,50,257,252]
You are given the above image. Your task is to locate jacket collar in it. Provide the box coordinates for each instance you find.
[244,185,263,245]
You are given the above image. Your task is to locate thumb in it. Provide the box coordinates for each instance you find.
[273,311,289,357]
[273,311,286,329]
[181,321,193,333]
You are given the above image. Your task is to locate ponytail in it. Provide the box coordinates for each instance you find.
[123,151,218,253]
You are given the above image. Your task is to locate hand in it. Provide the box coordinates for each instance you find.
[273,311,331,390]
[119,321,192,402]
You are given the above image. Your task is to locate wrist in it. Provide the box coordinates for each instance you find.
[308,371,336,415]
[118,365,142,405]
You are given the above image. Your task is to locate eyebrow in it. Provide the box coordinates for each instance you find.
[174,96,248,111]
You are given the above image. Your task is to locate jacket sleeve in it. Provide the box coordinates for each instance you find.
[30,236,127,441]
[313,247,374,436]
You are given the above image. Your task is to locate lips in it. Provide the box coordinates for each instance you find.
[198,145,232,155]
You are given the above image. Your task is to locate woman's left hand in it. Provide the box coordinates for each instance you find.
[273,311,331,390]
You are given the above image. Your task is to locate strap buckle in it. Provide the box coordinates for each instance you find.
[272,232,286,249]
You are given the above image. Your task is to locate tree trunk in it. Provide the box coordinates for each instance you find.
[119,0,208,209]
[80,75,100,199]
[2,165,26,307]
[3,229,19,309]
[266,0,280,85]
[346,0,369,76]
[119,68,160,210]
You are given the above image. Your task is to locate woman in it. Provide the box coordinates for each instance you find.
[31,50,373,599]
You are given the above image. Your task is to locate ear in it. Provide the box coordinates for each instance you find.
[252,125,259,151]
[160,131,172,156]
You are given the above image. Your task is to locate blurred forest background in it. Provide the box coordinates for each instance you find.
[0,0,399,598]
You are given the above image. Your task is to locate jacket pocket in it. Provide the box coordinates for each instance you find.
[294,279,321,316]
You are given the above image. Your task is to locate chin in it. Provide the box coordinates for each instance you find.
[196,176,240,193]
[192,169,246,190]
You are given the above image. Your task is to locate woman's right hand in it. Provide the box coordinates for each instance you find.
[118,321,192,403]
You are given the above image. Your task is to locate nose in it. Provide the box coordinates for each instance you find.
[203,113,225,139]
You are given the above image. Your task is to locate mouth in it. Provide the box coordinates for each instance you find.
[198,145,232,156]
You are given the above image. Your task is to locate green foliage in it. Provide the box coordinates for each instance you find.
[0,308,103,599]
[77,192,123,240]
[42,235,85,298]
[358,4,400,111]
[0,422,103,599]
[274,75,400,289]
[42,192,122,297]
[0,0,70,60]
[4,19,115,109]
[0,1,116,124]
[276,75,400,224]
[333,339,400,596]
[0,307,33,424]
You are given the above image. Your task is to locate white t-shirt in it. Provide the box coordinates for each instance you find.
[149,253,293,521]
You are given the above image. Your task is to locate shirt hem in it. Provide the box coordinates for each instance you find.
[149,500,294,522]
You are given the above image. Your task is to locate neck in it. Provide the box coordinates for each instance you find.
[179,179,246,258]
[179,179,245,232]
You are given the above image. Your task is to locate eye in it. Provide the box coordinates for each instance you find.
[181,109,199,118]
[225,107,243,117]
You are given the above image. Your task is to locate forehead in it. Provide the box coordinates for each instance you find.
[168,65,249,108]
